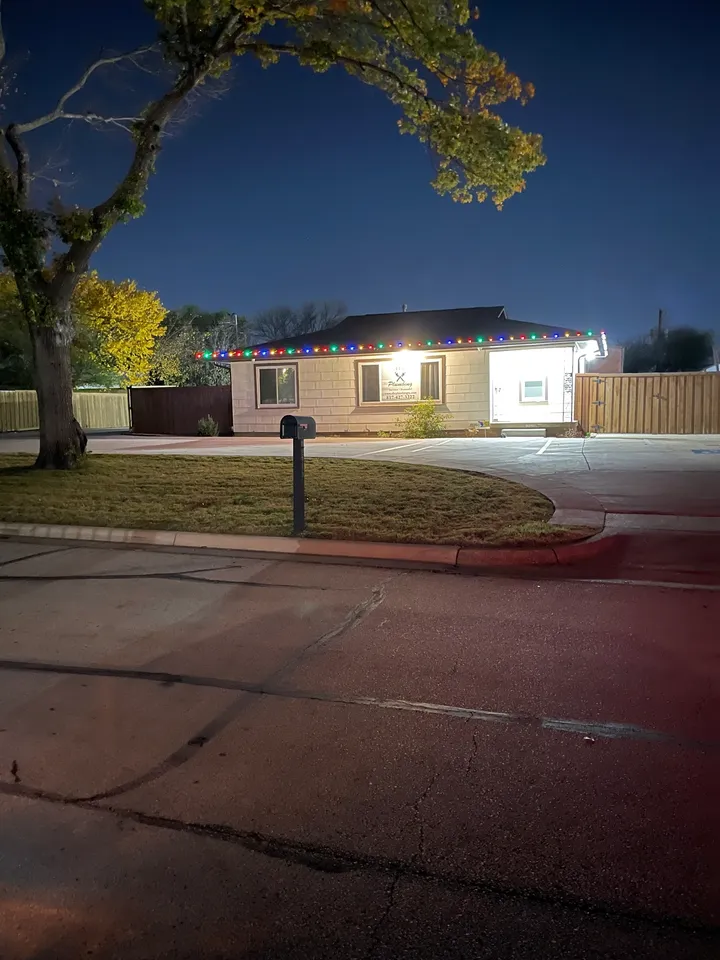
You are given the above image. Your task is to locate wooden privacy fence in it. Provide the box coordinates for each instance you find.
[575,373,720,435]
[0,390,130,432]
[128,385,232,435]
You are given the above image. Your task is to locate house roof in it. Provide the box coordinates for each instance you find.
[196,306,604,361]
[254,305,509,350]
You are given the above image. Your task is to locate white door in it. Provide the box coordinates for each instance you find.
[492,382,509,423]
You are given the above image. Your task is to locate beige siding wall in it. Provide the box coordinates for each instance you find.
[231,349,491,435]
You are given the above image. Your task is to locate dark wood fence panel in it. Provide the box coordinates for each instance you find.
[129,386,232,435]
[575,373,720,434]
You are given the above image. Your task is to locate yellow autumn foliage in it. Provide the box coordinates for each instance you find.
[75,272,167,384]
[0,271,167,385]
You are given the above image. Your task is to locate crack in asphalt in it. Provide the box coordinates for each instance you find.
[0,575,397,804]
[0,657,716,753]
[262,574,397,685]
[0,545,72,569]
[411,769,440,864]
[0,566,333,590]
[464,721,479,778]
[367,870,402,958]
[0,780,717,938]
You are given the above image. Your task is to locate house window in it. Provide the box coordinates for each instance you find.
[361,364,381,403]
[359,358,442,403]
[420,361,441,400]
[520,378,547,402]
[256,365,297,406]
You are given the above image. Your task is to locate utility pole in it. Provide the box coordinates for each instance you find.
[656,307,663,340]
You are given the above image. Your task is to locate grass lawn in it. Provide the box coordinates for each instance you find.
[0,454,596,547]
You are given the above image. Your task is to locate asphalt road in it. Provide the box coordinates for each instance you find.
[0,539,718,959]
[4,432,720,520]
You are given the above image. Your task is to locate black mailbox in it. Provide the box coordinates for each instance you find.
[280,415,316,440]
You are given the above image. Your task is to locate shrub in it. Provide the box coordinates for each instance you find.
[396,398,450,439]
[197,415,220,437]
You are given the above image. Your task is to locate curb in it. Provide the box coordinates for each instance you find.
[476,469,607,530]
[0,522,619,572]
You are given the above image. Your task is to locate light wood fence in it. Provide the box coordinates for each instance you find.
[575,373,720,434]
[0,390,130,432]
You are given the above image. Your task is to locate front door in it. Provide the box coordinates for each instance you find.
[492,382,509,422]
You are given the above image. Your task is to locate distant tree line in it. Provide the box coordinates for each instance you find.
[623,327,714,373]
[0,278,347,391]
[152,300,346,388]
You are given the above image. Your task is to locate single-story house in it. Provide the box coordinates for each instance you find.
[198,306,607,436]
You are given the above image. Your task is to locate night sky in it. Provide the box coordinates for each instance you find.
[4,0,719,340]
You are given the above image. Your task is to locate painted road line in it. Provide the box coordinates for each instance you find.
[0,658,716,751]
[535,438,554,455]
[351,439,431,458]
[563,578,720,592]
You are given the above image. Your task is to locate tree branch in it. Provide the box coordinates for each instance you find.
[4,124,28,199]
[12,45,157,135]
[240,41,433,104]
[48,68,200,303]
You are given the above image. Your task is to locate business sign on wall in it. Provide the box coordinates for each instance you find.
[379,356,422,402]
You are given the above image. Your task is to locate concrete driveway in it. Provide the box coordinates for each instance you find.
[3,432,720,521]
[0,538,718,958]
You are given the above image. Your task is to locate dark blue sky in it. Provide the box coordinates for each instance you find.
[5,0,719,339]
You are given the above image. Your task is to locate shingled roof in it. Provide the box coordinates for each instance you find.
[202,306,603,361]
[251,305,510,350]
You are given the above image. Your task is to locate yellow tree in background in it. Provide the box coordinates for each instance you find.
[0,272,167,387]
[74,273,167,385]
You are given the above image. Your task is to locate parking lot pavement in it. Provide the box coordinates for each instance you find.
[3,432,720,520]
[0,539,719,958]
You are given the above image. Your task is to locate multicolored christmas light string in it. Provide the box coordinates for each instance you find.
[196,329,603,361]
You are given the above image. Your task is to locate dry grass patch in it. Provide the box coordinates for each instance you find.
[0,454,597,547]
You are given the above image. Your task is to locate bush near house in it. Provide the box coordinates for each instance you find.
[398,399,451,439]
[197,415,220,437]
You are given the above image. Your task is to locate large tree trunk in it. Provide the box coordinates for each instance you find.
[29,314,86,469]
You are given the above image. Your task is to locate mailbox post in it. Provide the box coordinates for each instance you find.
[279,415,317,534]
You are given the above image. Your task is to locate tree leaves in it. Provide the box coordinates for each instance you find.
[145,0,545,206]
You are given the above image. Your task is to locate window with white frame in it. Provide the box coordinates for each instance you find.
[256,364,297,406]
[520,378,547,403]
[359,358,442,404]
